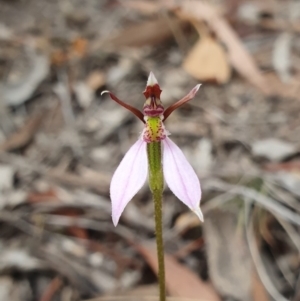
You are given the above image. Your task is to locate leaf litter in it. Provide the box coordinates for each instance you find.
[0,0,300,300]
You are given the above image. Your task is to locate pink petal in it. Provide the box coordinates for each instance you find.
[163,137,203,221]
[110,139,148,226]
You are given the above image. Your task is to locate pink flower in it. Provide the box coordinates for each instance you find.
[102,72,203,226]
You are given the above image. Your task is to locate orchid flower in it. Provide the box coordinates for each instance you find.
[102,72,203,226]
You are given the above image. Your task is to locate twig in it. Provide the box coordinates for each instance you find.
[204,179,300,226]
[0,152,110,194]
[40,276,63,301]
[244,203,289,301]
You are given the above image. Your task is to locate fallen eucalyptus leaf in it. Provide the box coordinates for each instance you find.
[252,138,296,161]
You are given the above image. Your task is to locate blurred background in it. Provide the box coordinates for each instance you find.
[0,0,300,300]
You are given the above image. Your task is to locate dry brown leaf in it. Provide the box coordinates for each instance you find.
[127,1,270,93]
[263,161,300,172]
[51,49,69,66]
[86,71,106,91]
[173,239,204,261]
[51,38,88,66]
[174,211,201,234]
[252,270,270,301]
[0,111,44,152]
[70,38,88,58]
[183,36,231,84]
[27,189,59,203]
[137,242,221,301]
[173,1,270,94]
[203,209,252,301]
[49,207,89,239]
[100,17,187,48]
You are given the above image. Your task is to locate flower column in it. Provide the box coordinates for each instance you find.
[143,74,168,299]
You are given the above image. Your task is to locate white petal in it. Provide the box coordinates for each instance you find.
[110,139,148,226]
[163,137,203,221]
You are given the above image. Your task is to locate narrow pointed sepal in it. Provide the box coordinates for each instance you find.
[163,84,201,120]
[147,71,158,87]
[110,139,148,226]
[101,90,145,123]
[162,137,203,222]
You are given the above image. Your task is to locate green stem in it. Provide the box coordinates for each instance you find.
[147,142,166,301]
[153,189,165,301]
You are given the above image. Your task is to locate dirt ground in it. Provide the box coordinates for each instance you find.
[0,0,300,300]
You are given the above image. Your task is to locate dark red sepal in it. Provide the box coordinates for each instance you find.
[101,90,144,123]
[163,84,201,121]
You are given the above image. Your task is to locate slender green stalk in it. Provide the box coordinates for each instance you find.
[147,142,166,301]
[153,189,165,301]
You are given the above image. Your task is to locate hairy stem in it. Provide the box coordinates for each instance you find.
[153,189,165,301]
[147,142,166,301]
